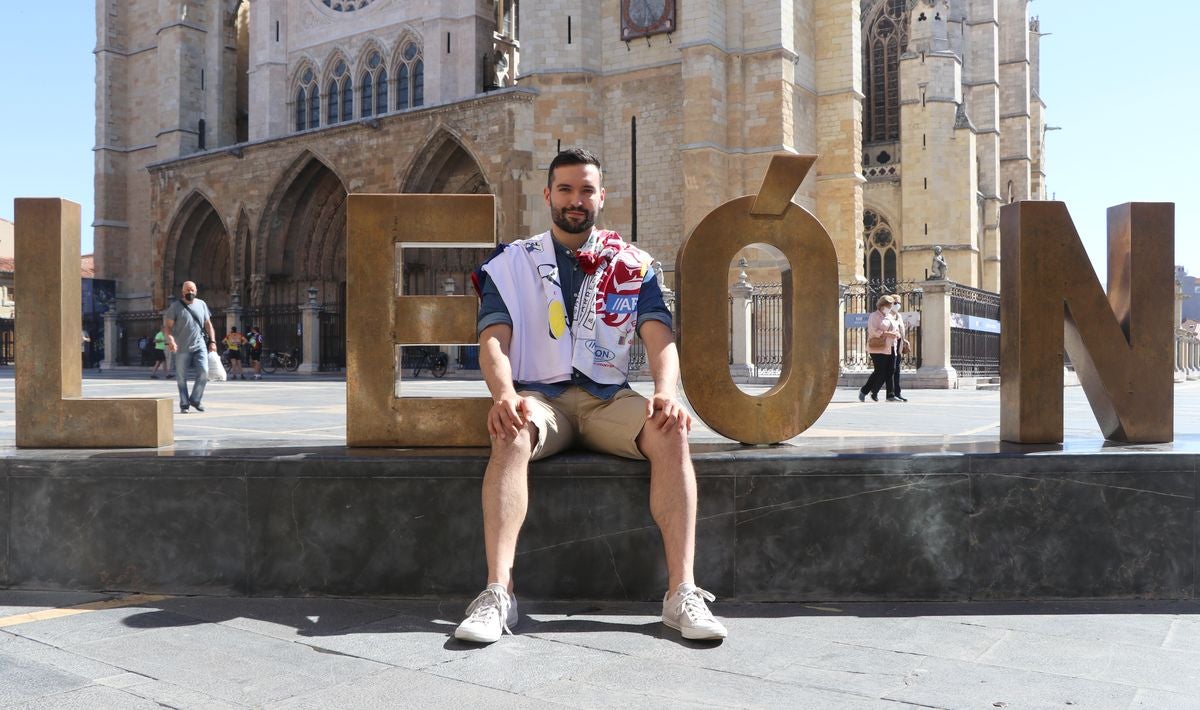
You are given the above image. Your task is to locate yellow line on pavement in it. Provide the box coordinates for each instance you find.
[0,594,170,629]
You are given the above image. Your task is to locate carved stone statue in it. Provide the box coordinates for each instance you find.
[493,48,509,88]
[930,245,948,280]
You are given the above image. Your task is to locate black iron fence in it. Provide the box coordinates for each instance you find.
[841,281,923,371]
[319,309,344,371]
[117,311,164,366]
[751,284,784,371]
[245,305,301,362]
[0,318,12,365]
[949,283,1001,377]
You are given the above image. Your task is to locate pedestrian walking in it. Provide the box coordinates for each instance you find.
[859,295,902,402]
[163,281,217,413]
[247,326,263,379]
[223,326,247,380]
[150,328,167,378]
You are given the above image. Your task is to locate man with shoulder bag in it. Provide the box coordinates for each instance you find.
[163,281,217,413]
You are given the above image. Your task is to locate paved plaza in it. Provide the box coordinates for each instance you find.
[0,370,1196,452]
[1,372,1199,708]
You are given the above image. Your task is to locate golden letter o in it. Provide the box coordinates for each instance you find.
[676,155,840,445]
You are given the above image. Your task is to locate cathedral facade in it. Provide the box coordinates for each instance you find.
[94,0,1044,362]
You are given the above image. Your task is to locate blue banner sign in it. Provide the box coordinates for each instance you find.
[950,314,1001,333]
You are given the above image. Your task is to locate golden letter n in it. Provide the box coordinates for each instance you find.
[1000,201,1174,443]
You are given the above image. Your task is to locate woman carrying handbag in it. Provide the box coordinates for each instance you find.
[858,295,903,402]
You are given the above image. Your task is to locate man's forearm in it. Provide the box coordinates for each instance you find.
[641,321,680,396]
[479,324,518,401]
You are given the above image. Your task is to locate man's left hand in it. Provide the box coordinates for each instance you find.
[646,393,692,434]
[208,342,218,352]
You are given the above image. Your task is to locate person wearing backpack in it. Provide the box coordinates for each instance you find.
[247,326,264,380]
[162,281,217,413]
[223,326,248,380]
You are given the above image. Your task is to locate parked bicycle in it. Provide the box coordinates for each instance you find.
[412,347,448,378]
[262,348,301,374]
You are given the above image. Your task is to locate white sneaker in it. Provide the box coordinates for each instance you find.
[454,584,518,643]
[662,583,728,640]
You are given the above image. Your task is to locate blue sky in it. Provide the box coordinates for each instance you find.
[0,3,1195,279]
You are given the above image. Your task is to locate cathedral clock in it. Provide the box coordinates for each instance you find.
[621,0,676,40]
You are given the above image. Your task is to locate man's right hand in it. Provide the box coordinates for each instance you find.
[165,335,177,353]
[489,394,532,441]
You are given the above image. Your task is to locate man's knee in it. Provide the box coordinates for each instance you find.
[637,421,689,460]
[489,421,539,461]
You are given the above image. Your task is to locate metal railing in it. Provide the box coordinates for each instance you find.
[751,284,784,372]
[319,309,345,371]
[244,305,300,361]
[949,283,1001,377]
[116,311,164,366]
[0,318,12,365]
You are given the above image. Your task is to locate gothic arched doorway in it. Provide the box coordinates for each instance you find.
[254,153,348,363]
[401,132,494,296]
[165,192,233,312]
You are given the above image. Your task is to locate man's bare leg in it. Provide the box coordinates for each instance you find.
[638,418,726,640]
[483,423,536,593]
[637,421,696,591]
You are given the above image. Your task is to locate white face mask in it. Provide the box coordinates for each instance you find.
[890,304,900,313]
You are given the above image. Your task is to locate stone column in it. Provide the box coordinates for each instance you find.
[837,285,847,372]
[101,310,120,371]
[729,260,755,380]
[1175,281,1186,381]
[225,292,244,373]
[297,287,322,374]
[914,280,957,388]
[442,277,459,370]
[225,292,244,340]
[1176,330,1186,383]
[1185,333,1195,378]
[1175,279,1184,330]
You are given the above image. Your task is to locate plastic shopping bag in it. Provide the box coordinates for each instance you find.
[208,351,227,381]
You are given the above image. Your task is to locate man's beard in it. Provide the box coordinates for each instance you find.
[551,205,595,234]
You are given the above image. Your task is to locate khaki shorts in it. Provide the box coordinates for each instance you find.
[519,386,649,461]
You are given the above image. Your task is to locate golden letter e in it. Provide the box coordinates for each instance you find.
[345,194,496,446]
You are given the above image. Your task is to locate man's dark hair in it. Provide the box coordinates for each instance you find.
[547,148,602,187]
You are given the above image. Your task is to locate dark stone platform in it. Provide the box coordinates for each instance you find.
[3,440,1199,602]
